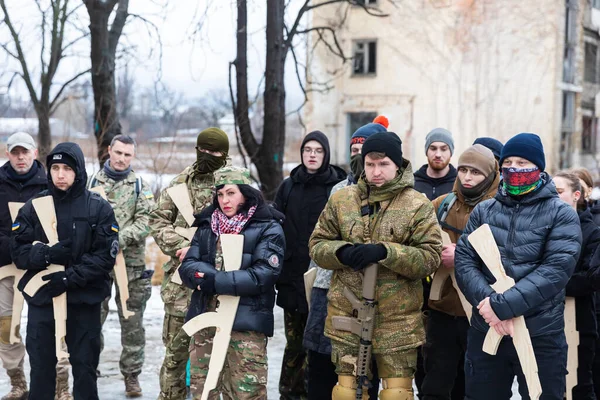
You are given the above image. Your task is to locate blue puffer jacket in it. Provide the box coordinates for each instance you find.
[455,174,582,337]
[179,203,285,337]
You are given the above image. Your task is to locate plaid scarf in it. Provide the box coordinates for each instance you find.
[210,205,257,236]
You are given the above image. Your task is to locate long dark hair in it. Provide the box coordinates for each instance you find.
[213,184,265,215]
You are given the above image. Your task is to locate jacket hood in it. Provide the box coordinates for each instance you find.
[358,159,415,202]
[414,164,457,185]
[289,163,346,186]
[301,130,331,174]
[452,168,500,204]
[46,142,87,199]
[495,172,556,207]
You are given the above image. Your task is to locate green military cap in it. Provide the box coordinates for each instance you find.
[214,166,251,186]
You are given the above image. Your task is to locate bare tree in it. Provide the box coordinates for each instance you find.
[83,0,129,166]
[230,0,386,199]
[0,0,89,161]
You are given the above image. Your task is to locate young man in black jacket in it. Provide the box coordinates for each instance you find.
[0,132,46,400]
[10,142,118,400]
[274,130,346,399]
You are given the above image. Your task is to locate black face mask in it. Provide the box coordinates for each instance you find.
[195,152,226,174]
[350,153,363,179]
[458,172,496,206]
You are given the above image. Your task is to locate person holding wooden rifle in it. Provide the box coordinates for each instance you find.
[454,133,582,400]
[309,132,442,400]
[88,135,155,397]
[421,144,500,400]
[149,127,229,400]
[554,171,600,400]
[0,132,46,400]
[9,142,118,400]
[177,165,285,399]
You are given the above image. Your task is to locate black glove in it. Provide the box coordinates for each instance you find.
[336,245,355,266]
[42,271,68,297]
[338,244,387,271]
[195,271,216,296]
[47,239,72,266]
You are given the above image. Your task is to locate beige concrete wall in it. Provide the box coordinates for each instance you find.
[306,0,566,171]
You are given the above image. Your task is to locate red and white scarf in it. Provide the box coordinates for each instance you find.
[210,206,257,236]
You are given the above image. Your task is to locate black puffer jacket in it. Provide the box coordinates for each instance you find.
[179,203,285,337]
[0,160,46,266]
[455,174,582,337]
[565,208,600,336]
[11,143,118,306]
[414,164,457,201]
[274,131,346,313]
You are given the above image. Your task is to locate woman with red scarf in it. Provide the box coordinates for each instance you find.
[179,166,285,399]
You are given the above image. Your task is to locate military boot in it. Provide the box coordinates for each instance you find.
[55,371,73,400]
[124,374,142,398]
[1,367,28,400]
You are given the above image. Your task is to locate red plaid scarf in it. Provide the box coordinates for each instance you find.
[210,205,257,236]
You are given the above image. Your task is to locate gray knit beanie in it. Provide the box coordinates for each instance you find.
[425,128,454,155]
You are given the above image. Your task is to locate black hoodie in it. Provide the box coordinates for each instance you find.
[274,130,346,313]
[414,164,458,201]
[11,142,118,306]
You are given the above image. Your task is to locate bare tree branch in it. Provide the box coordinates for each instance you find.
[50,68,91,112]
[108,0,129,55]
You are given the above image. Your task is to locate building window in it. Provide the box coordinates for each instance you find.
[353,40,377,75]
[582,116,598,154]
[585,43,598,83]
[348,112,377,145]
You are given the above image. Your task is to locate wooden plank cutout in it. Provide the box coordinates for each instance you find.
[166,183,196,286]
[89,186,134,319]
[25,196,69,360]
[0,203,25,343]
[565,297,578,400]
[429,230,472,321]
[303,267,317,311]
[468,224,542,400]
[182,234,244,400]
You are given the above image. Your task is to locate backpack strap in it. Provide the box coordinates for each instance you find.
[88,171,99,190]
[135,175,142,198]
[436,193,463,236]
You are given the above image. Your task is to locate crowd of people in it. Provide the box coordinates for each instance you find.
[1,116,600,400]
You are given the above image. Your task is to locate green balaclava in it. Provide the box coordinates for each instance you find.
[195,127,229,174]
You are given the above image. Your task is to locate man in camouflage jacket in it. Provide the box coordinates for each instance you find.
[309,132,442,400]
[149,128,229,400]
[90,135,155,397]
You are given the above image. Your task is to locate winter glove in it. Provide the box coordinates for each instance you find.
[47,239,72,266]
[195,270,216,296]
[336,245,355,266]
[42,271,68,297]
[337,244,387,271]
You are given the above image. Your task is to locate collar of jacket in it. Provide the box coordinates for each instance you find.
[0,160,47,187]
[358,159,414,203]
[193,203,284,228]
[495,172,556,207]
[96,168,137,184]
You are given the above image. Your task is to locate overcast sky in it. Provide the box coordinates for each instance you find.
[0,0,304,108]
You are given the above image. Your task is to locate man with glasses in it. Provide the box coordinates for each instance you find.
[274,130,346,399]
[150,128,229,400]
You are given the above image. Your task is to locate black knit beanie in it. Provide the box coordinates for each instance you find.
[361,132,403,168]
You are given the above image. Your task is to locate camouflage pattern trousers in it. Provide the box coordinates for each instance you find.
[190,327,268,400]
[331,341,418,379]
[279,310,308,399]
[158,313,190,400]
[100,265,152,377]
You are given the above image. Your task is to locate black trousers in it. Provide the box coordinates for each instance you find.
[464,328,567,400]
[27,302,102,400]
[306,350,379,400]
[421,310,468,400]
[573,334,597,400]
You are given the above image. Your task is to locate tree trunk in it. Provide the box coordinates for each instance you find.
[259,0,286,200]
[86,1,123,166]
[36,103,52,163]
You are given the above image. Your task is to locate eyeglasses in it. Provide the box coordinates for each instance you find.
[303,147,324,155]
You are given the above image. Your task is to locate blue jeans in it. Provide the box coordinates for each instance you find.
[464,327,568,400]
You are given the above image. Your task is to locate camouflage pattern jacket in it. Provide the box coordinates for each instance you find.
[90,169,155,267]
[149,165,215,317]
[309,161,442,353]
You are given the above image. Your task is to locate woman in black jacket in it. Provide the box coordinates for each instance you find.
[555,171,600,400]
[455,133,582,400]
[179,166,285,400]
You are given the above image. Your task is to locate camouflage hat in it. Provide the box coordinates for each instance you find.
[214,166,251,186]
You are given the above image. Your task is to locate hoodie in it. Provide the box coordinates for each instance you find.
[414,164,458,201]
[11,142,119,306]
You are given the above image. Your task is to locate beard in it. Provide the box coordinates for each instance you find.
[428,157,450,171]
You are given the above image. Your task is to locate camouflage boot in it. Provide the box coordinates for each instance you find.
[124,374,142,398]
[55,371,73,400]
[1,367,28,400]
